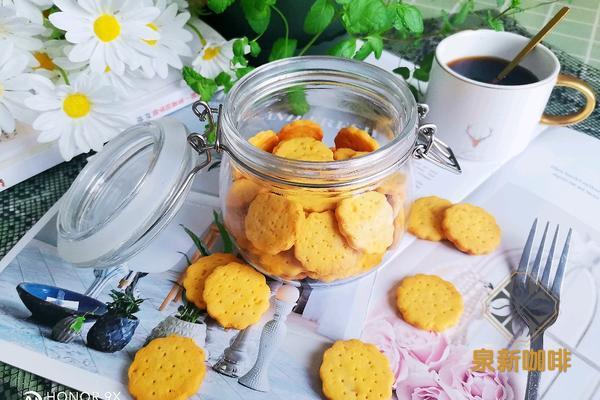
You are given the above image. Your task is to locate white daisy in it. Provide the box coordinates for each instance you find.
[25,73,132,160]
[32,40,86,80]
[0,0,52,24]
[137,0,192,79]
[191,39,235,79]
[0,7,44,57]
[49,0,160,75]
[0,42,46,133]
[96,66,146,100]
[172,0,188,11]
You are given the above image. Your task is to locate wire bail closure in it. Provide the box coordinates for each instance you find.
[413,104,462,174]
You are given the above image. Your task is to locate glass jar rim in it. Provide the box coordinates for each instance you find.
[220,56,418,188]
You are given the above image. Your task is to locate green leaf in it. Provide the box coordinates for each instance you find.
[269,37,297,61]
[241,0,272,34]
[393,66,411,80]
[233,38,247,57]
[408,83,420,101]
[177,251,193,266]
[181,224,210,256]
[510,0,521,8]
[207,0,235,13]
[250,40,261,56]
[486,10,504,31]
[304,0,335,34]
[69,316,85,333]
[288,86,310,115]
[396,4,424,34]
[182,66,218,101]
[451,0,474,26]
[341,0,389,35]
[353,40,373,61]
[413,68,429,81]
[328,38,356,58]
[213,211,234,253]
[235,66,255,79]
[496,0,504,6]
[215,71,234,92]
[366,35,383,59]
[419,52,434,73]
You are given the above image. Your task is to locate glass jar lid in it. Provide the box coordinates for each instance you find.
[57,118,197,269]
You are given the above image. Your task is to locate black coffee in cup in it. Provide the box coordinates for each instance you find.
[448,56,539,85]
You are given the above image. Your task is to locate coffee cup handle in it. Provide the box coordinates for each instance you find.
[541,74,596,125]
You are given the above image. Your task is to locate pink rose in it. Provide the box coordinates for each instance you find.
[396,371,453,400]
[362,317,408,385]
[392,318,450,371]
[362,311,450,387]
[438,347,515,400]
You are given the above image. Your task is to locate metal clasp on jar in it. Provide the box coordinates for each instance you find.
[413,104,462,174]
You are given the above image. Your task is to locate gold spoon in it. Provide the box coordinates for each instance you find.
[494,6,570,83]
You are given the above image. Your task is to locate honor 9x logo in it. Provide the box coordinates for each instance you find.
[24,390,122,400]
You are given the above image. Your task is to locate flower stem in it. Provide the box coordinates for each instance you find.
[272,5,289,48]
[298,30,323,56]
[56,65,70,85]
[186,21,206,46]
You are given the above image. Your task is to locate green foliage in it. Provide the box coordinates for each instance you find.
[213,211,234,253]
[241,0,273,34]
[328,38,356,58]
[215,71,234,92]
[269,37,297,61]
[181,224,210,256]
[207,0,236,13]
[341,0,390,36]
[106,290,144,319]
[182,66,218,100]
[304,0,335,34]
[69,315,86,333]
[176,303,204,323]
[486,10,505,31]
[393,66,410,80]
[287,86,310,115]
[394,4,424,34]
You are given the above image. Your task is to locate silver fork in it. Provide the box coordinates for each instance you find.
[511,219,572,400]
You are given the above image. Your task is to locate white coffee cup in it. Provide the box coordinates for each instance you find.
[425,29,595,162]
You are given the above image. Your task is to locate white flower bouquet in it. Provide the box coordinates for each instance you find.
[0,0,243,161]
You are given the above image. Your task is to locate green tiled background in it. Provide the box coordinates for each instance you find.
[410,0,600,68]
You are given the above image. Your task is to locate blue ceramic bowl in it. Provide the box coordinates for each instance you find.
[16,283,107,325]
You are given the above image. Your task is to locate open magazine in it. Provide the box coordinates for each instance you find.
[0,52,599,399]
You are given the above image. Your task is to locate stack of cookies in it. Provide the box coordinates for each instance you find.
[224,120,408,283]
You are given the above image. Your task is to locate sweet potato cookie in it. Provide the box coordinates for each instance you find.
[334,126,380,152]
[333,148,369,160]
[128,336,206,400]
[226,178,264,209]
[407,196,452,241]
[320,339,394,400]
[248,130,279,152]
[203,262,271,329]
[396,274,463,332]
[336,191,394,253]
[259,249,306,280]
[273,137,334,161]
[295,211,359,277]
[245,192,304,255]
[286,192,339,213]
[182,253,241,309]
[442,203,501,255]
[278,119,324,142]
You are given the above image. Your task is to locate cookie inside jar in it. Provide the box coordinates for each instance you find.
[217,57,419,287]
[220,118,411,286]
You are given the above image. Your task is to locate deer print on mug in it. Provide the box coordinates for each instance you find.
[465,124,493,147]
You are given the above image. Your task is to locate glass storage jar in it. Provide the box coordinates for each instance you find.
[57,56,460,286]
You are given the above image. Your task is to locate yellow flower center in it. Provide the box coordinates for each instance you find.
[63,93,91,119]
[93,14,121,43]
[33,52,56,71]
[202,47,221,61]
[143,22,159,46]
[105,66,111,73]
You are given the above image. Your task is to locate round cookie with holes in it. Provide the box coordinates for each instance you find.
[203,262,271,329]
[335,191,395,253]
[396,274,463,332]
[295,210,359,279]
[442,203,501,255]
[273,137,334,161]
[407,196,453,241]
[226,178,265,209]
[128,335,206,400]
[320,339,394,400]
[248,130,279,152]
[278,119,324,142]
[245,192,304,255]
[334,126,380,152]
[259,249,307,280]
[182,253,241,309]
[333,148,369,160]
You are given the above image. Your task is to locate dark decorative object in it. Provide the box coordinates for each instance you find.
[51,315,85,343]
[86,290,144,353]
[16,283,107,325]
